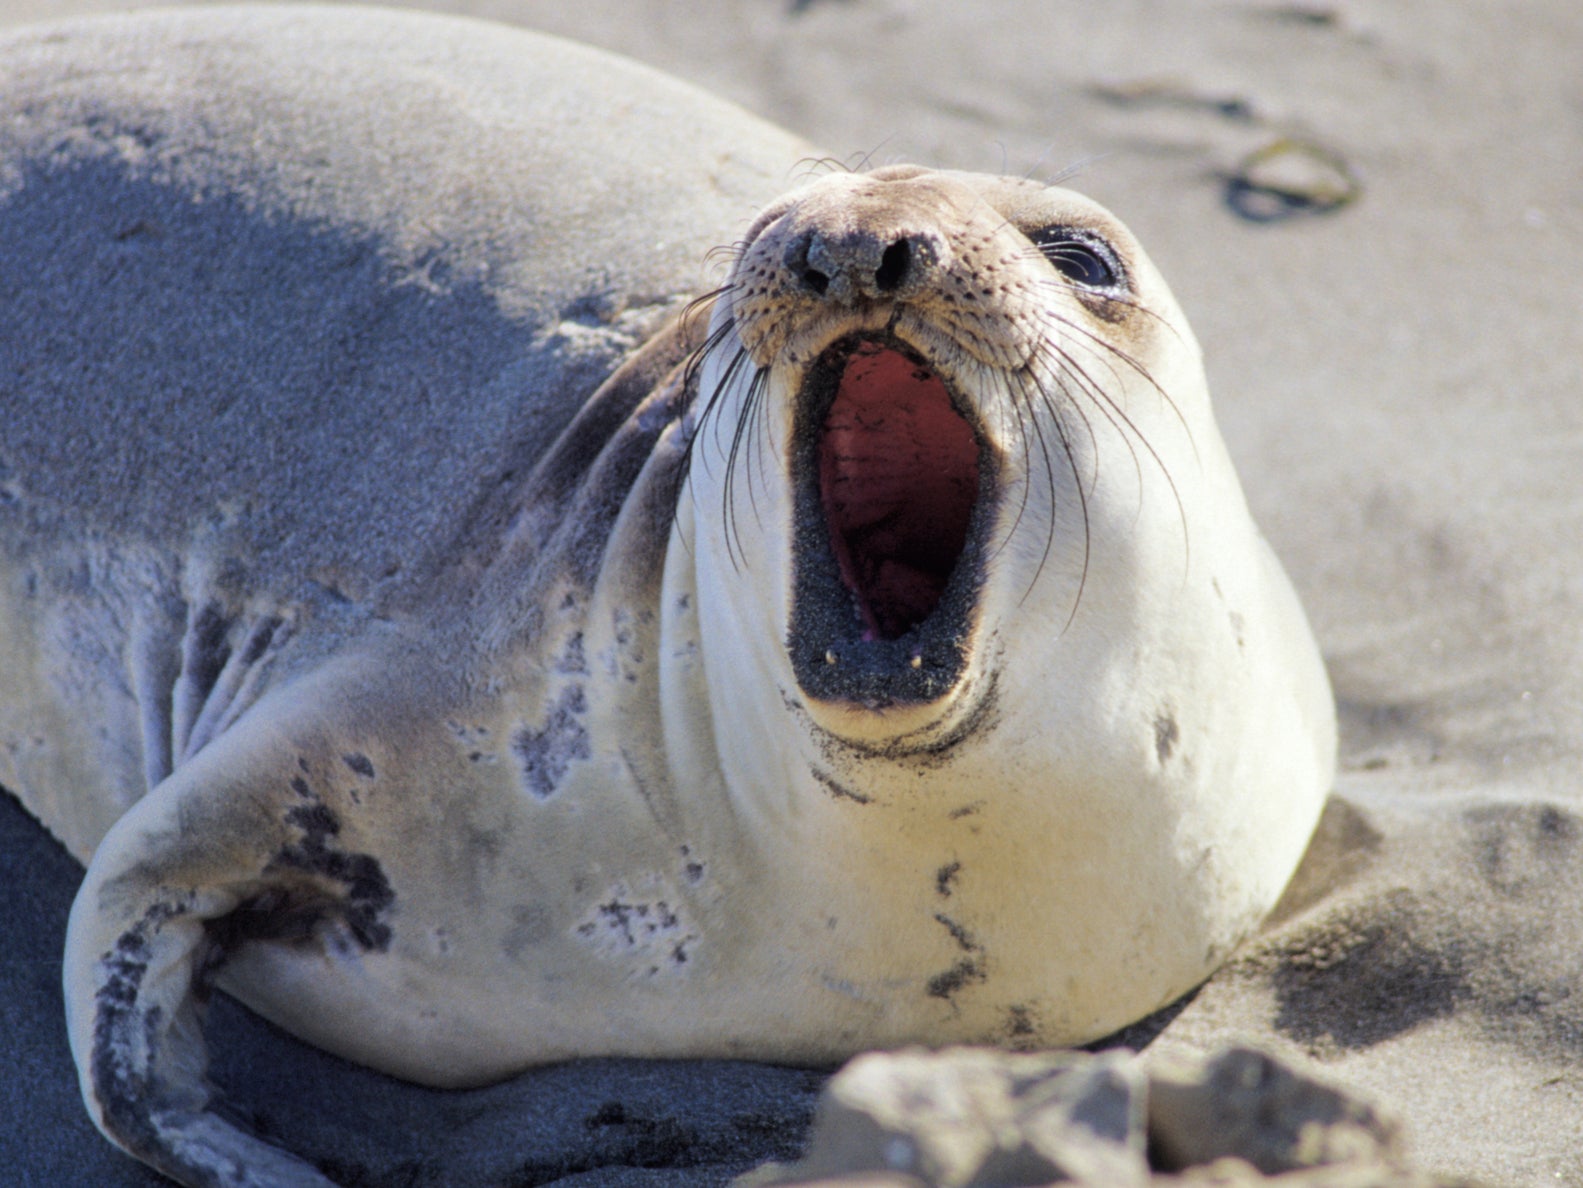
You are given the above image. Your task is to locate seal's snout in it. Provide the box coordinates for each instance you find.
[785,225,944,303]
[729,168,1158,726]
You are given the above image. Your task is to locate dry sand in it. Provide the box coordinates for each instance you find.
[1,1,1579,1185]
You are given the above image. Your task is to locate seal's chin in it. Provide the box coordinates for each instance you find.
[787,334,995,716]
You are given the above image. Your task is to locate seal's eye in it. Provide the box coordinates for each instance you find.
[1027,227,1123,290]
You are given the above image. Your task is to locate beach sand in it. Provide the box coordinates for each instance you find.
[1,2,1579,1184]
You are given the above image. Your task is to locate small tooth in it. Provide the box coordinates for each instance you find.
[910,654,923,669]
[825,650,838,665]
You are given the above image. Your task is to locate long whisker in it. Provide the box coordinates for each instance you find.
[1029,330,1189,572]
[679,293,741,403]
[1033,334,1144,499]
[728,366,773,564]
[679,306,744,518]
[991,366,1040,564]
[1016,368,1081,610]
[712,348,762,570]
[1048,406,1091,632]
[1025,268,1197,458]
[1048,332,1182,510]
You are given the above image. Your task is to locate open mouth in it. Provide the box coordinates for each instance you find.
[818,341,980,640]
[789,334,993,708]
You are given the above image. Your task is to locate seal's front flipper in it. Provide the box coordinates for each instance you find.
[66,717,349,1187]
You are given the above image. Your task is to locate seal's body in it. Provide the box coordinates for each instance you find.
[0,7,1334,1185]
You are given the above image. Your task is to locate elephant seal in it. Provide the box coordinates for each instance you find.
[0,6,1334,1186]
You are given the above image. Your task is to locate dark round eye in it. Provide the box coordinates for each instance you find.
[1026,227,1122,290]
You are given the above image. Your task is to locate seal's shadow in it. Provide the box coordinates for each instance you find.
[0,789,168,1185]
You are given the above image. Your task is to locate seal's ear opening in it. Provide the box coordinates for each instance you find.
[816,339,979,640]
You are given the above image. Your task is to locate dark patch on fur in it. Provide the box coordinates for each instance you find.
[576,898,692,971]
[680,846,706,884]
[1264,895,1471,1051]
[202,886,337,985]
[555,631,588,675]
[89,900,187,1161]
[1006,1004,1038,1045]
[514,684,592,800]
[597,898,678,945]
[812,768,871,805]
[934,913,977,952]
[1154,713,1179,762]
[266,796,394,953]
[341,753,375,779]
[935,861,960,896]
[927,910,986,1001]
[927,957,987,1001]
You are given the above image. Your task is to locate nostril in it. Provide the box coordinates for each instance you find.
[785,228,832,296]
[874,238,910,292]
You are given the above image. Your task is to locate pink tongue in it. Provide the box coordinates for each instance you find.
[817,344,979,641]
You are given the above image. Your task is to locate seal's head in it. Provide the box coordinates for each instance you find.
[687,166,1206,750]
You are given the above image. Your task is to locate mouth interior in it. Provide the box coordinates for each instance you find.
[817,341,980,641]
